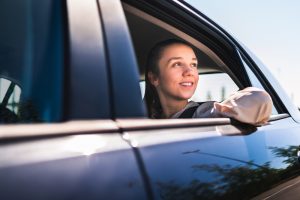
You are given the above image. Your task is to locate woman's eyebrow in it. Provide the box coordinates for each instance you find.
[166,57,198,64]
[167,57,182,64]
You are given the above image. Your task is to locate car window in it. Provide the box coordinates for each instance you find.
[123,3,243,110]
[123,1,280,123]
[0,0,64,123]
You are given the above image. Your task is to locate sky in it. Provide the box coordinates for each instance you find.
[185,0,300,107]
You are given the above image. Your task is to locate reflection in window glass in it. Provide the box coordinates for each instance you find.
[0,79,10,102]
[0,78,21,114]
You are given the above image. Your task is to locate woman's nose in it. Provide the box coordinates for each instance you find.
[183,65,194,76]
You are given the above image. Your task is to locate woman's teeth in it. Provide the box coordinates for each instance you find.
[180,82,192,86]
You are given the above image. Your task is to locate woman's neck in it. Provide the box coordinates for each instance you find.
[160,98,188,118]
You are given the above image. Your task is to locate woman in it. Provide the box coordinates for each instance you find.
[144,39,272,125]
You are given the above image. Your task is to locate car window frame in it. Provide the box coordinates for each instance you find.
[98,0,146,119]
[121,0,256,121]
[64,0,112,120]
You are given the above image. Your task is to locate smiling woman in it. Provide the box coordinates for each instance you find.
[144,39,199,119]
[143,39,273,125]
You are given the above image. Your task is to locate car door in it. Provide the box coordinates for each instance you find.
[115,0,300,199]
[0,122,147,200]
[0,0,147,199]
[117,117,300,199]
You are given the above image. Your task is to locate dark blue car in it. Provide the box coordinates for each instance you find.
[1,0,300,199]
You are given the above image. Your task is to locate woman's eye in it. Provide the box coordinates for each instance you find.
[173,62,181,67]
[191,63,197,68]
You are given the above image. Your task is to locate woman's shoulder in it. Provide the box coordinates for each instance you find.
[171,101,200,118]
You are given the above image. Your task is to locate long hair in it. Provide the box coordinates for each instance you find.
[144,39,196,118]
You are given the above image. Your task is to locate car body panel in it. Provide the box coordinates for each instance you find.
[98,0,146,118]
[122,117,300,199]
[0,129,147,200]
[66,0,111,119]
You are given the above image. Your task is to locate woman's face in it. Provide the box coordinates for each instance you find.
[149,43,199,102]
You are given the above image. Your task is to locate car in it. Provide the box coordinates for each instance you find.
[1,0,300,199]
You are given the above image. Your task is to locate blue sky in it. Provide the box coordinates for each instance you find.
[186,0,300,107]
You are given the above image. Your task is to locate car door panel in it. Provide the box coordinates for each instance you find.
[120,117,300,199]
[0,121,147,200]
[66,0,111,119]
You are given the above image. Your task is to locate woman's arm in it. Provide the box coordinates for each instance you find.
[213,87,273,125]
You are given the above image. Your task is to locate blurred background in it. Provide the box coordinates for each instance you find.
[186,0,300,108]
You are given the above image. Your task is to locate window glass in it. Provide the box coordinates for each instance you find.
[0,0,63,124]
[242,57,278,114]
[0,78,21,114]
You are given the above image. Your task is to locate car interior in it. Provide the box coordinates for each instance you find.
[123,3,240,103]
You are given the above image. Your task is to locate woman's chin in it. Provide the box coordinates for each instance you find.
[178,94,194,100]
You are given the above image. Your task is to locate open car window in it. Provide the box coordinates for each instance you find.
[122,2,280,118]
[123,3,238,84]
[123,4,239,95]
[122,3,280,117]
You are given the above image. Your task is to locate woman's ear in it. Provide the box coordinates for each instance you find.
[148,72,159,87]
